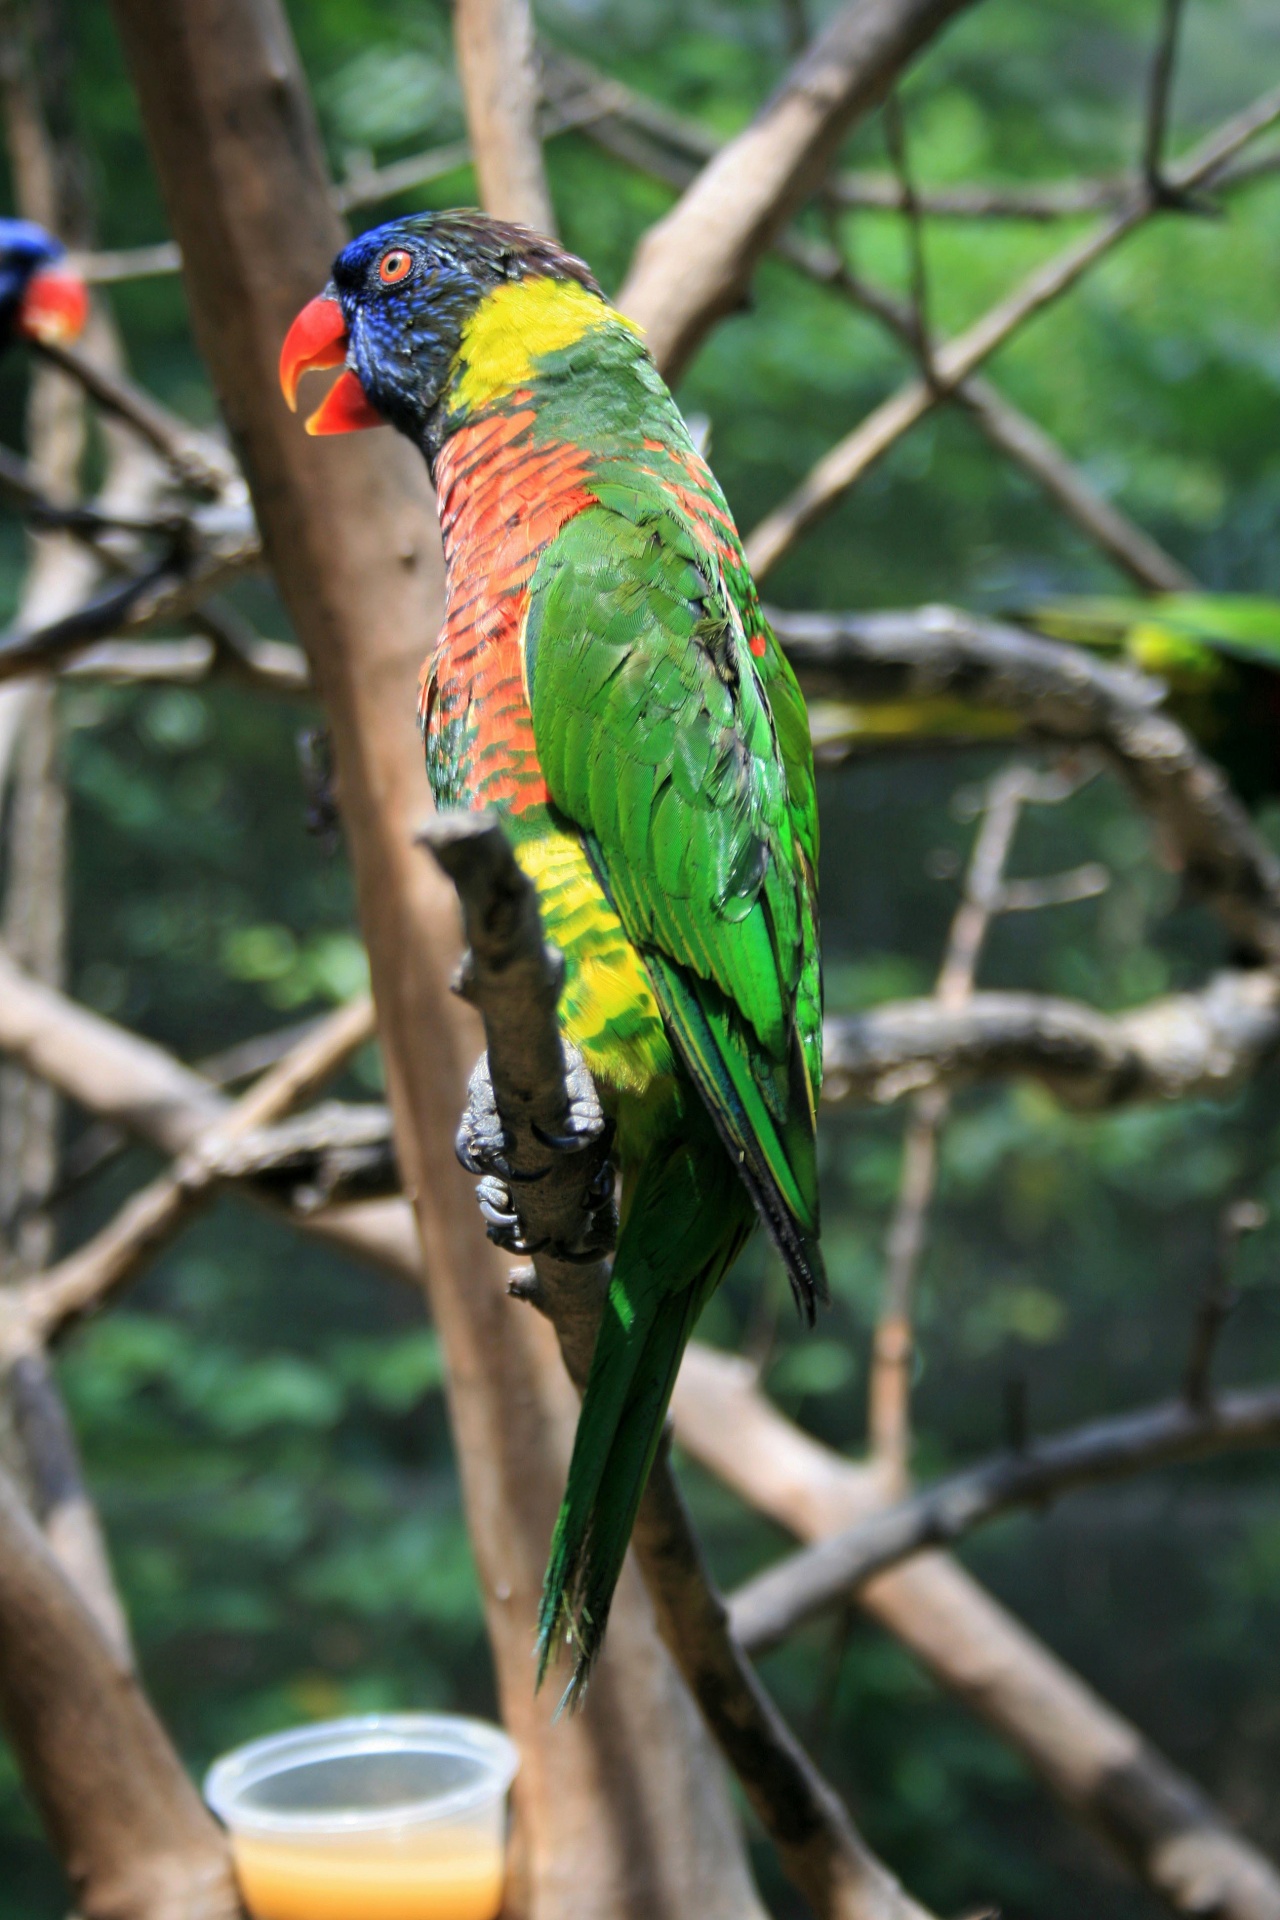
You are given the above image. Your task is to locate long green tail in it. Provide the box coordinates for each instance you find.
[536,1117,752,1703]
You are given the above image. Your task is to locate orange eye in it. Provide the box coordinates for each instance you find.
[378,248,413,286]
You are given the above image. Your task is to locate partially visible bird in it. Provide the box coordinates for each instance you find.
[1023,592,1280,805]
[0,218,88,351]
[282,211,824,1698]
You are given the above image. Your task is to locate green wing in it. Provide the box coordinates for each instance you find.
[525,498,824,1312]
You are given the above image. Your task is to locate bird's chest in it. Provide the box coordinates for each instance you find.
[420,407,596,816]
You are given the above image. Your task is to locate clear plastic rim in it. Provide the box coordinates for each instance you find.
[203,1713,520,1837]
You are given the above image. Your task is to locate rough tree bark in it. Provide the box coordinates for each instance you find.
[106,3,765,1915]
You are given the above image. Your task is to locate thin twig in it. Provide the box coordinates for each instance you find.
[745,83,1280,579]
[1142,0,1187,201]
[881,90,935,385]
[1183,1197,1267,1409]
[781,227,1197,592]
[731,1381,1280,1655]
[32,337,240,498]
[870,765,1063,1478]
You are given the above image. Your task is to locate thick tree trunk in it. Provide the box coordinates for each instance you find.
[105,3,763,1914]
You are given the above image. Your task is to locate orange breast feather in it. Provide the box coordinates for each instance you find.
[423,405,597,814]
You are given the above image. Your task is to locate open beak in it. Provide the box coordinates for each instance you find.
[279,292,385,435]
[17,265,89,345]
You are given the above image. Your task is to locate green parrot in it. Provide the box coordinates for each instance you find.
[281,211,824,1697]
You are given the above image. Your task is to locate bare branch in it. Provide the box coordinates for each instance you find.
[823,969,1280,1109]
[617,0,981,378]
[6,1348,133,1665]
[730,1383,1280,1655]
[1141,0,1187,200]
[453,0,554,233]
[421,809,937,1920]
[0,1459,238,1920]
[672,1344,1280,1920]
[0,995,375,1358]
[772,604,1280,961]
[745,84,1280,579]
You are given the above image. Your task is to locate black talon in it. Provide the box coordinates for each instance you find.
[531,1119,594,1153]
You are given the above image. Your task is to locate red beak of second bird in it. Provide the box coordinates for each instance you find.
[278,293,385,434]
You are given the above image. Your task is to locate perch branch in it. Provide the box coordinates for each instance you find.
[822,968,1280,1109]
[673,1344,1280,1920]
[0,1459,239,1920]
[421,808,937,1920]
[616,0,981,378]
[730,1383,1280,1655]
[770,604,1280,961]
[744,83,1280,578]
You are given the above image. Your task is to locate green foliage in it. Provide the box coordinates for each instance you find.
[1,1,1279,1915]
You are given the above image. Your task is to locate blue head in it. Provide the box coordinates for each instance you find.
[280,210,600,450]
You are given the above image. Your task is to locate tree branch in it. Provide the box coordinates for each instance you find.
[0,1459,239,1920]
[32,337,240,498]
[453,0,554,233]
[6,1347,133,1665]
[0,994,375,1360]
[672,1344,1280,1920]
[744,83,1280,578]
[770,604,1280,961]
[547,51,1199,595]
[822,969,1280,1109]
[730,1384,1280,1655]
[617,0,981,379]
[421,808,937,1920]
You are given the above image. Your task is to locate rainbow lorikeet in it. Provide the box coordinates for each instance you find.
[0,219,87,350]
[281,212,824,1695]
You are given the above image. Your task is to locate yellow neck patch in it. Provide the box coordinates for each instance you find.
[451,277,640,412]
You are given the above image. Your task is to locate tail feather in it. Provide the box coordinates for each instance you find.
[536,1282,700,1704]
[536,1132,751,1702]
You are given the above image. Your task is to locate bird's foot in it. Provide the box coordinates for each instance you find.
[456,1048,616,1261]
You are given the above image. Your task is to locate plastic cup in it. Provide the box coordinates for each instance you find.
[204,1713,519,1920]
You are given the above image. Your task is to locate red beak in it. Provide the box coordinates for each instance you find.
[17,265,89,345]
[279,292,385,435]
